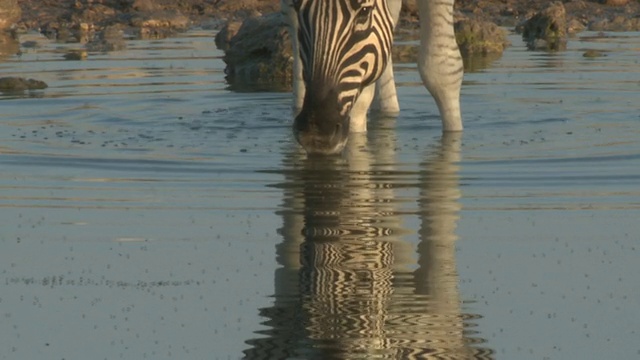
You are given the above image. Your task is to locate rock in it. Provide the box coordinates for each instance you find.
[64,49,88,60]
[588,16,640,31]
[130,10,190,38]
[130,11,190,30]
[215,20,242,51]
[454,18,510,55]
[522,2,568,51]
[214,0,279,18]
[14,0,280,43]
[0,0,21,30]
[567,18,587,34]
[86,25,126,52]
[0,77,48,92]
[0,31,19,59]
[222,12,293,91]
[131,0,160,12]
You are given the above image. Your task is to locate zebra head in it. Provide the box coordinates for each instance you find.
[292,0,394,155]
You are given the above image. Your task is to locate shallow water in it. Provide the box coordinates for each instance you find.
[1,30,639,359]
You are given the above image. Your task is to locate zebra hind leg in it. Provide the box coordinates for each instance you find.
[372,58,400,115]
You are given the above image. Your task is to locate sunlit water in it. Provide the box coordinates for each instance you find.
[1,30,639,359]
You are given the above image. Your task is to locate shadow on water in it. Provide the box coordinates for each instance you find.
[246,118,494,359]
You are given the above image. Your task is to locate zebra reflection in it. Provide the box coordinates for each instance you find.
[245,123,493,359]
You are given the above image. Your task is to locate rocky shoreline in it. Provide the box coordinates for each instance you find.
[2,0,639,41]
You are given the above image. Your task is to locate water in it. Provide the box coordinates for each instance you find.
[1,30,639,359]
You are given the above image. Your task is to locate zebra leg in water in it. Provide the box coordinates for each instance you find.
[370,0,402,116]
[371,0,464,132]
[417,0,464,131]
[281,0,305,111]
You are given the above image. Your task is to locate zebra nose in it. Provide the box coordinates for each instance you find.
[293,114,350,155]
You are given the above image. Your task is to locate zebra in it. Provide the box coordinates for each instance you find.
[282,0,464,155]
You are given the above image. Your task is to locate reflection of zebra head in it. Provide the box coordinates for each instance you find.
[292,0,394,155]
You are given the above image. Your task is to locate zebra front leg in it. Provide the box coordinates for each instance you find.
[281,0,305,113]
[349,83,377,133]
[372,58,400,115]
[372,0,401,115]
[417,0,463,131]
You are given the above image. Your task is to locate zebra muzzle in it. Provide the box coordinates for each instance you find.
[293,112,350,156]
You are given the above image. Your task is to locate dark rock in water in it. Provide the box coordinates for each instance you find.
[454,18,510,56]
[583,49,607,58]
[0,77,48,92]
[521,2,568,51]
[221,12,293,92]
[0,0,21,30]
[64,50,88,60]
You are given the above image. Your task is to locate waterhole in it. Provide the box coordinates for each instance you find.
[1,30,639,359]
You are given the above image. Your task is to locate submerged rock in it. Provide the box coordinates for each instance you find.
[64,49,88,60]
[220,13,292,92]
[521,2,568,51]
[0,77,48,91]
[582,49,607,58]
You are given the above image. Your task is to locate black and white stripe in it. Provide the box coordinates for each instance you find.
[294,0,395,116]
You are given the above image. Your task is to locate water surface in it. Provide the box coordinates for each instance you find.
[1,31,639,359]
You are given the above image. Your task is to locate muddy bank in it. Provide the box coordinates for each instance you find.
[454,0,639,31]
[10,0,280,41]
